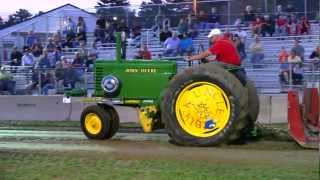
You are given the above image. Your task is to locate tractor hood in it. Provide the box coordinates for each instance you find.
[94,60,177,104]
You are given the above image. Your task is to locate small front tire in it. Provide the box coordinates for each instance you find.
[81,105,113,139]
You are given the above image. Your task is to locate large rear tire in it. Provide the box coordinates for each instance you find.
[247,80,260,123]
[161,63,248,146]
[234,80,260,143]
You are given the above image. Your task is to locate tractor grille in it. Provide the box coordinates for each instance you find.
[95,66,104,90]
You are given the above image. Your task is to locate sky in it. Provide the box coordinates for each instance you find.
[0,0,144,19]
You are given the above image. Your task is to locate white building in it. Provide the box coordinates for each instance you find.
[0,4,96,49]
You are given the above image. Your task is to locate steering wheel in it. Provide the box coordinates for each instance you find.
[198,44,208,64]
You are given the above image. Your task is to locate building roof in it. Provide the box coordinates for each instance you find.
[0,4,96,38]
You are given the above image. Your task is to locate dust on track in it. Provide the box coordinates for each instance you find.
[0,129,318,168]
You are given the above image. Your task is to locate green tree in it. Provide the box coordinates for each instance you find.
[138,0,192,28]
[5,9,32,26]
[97,0,129,7]
[96,0,134,27]
[138,0,164,28]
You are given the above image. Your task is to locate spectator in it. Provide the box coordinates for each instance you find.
[72,52,84,68]
[278,47,290,83]
[88,42,99,59]
[187,14,196,29]
[309,46,320,60]
[78,41,88,62]
[55,60,65,83]
[275,15,287,37]
[197,10,209,29]
[309,46,320,70]
[10,58,20,67]
[46,38,55,52]
[10,47,23,66]
[288,49,303,84]
[285,4,295,14]
[25,30,39,48]
[251,17,263,36]
[41,72,55,95]
[233,35,246,61]
[134,44,152,60]
[131,23,141,39]
[64,17,76,43]
[243,5,256,25]
[234,27,248,44]
[223,30,233,40]
[76,16,87,42]
[275,5,284,17]
[163,32,180,57]
[85,43,98,71]
[105,21,116,43]
[159,27,172,44]
[21,48,35,66]
[298,16,310,35]
[37,49,51,69]
[208,7,220,28]
[49,46,62,68]
[0,68,15,95]
[120,31,127,59]
[31,44,43,58]
[287,21,297,36]
[178,33,194,56]
[291,39,305,61]
[53,31,62,46]
[72,52,85,78]
[61,54,84,89]
[94,15,106,43]
[261,15,275,37]
[287,14,298,35]
[249,36,264,67]
[177,18,188,35]
[60,56,71,69]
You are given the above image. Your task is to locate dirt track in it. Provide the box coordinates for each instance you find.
[0,129,318,168]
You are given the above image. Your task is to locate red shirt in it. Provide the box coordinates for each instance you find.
[276,18,287,27]
[138,50,152,60]
[209,38,241,66]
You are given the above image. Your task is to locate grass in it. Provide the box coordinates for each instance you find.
[0,151,318,180]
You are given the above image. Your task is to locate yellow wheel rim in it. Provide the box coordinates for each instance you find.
[85,113,102,135]
[175,82,231,138]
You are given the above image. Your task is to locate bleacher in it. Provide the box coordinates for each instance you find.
[68,23,319,94]
[1,23,319,95]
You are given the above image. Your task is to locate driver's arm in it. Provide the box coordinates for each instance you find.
[187,50,215,61]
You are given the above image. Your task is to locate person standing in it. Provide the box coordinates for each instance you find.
[76,16,87,43]
[291,39,305,61]
[10,47,23,66]
[249,36,264,68]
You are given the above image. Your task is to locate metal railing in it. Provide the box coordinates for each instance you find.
[0,66,94,96]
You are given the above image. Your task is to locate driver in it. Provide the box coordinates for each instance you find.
[187,28,241,66]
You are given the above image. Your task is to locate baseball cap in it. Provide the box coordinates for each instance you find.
[207,28,222,38]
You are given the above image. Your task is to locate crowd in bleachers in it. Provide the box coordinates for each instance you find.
[1,3,320,95]
[242,4,311,37]
[0,16,100,95]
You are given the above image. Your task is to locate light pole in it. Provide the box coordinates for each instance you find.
[193,0,197,15]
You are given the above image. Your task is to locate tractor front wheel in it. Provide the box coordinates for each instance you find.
[81,105,118,140]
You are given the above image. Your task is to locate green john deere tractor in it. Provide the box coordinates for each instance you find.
[80,33,259,146]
